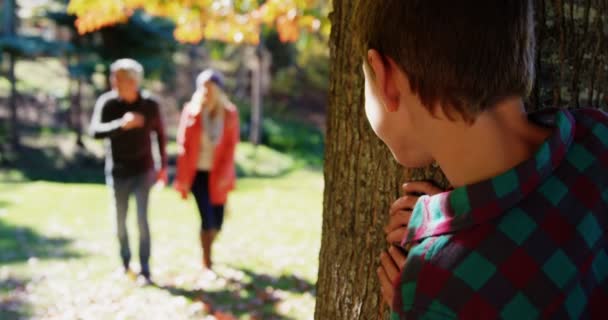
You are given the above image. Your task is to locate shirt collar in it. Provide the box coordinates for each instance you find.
[403,109,576,245]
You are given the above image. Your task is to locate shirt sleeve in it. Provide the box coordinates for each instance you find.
[89,95,124,139]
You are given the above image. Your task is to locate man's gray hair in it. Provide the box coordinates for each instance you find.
[110,58,144,84]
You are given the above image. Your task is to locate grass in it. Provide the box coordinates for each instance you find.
[0,167,323,319]
[0,59,69,98]
[0,133,302,183]
[235,143,297,177]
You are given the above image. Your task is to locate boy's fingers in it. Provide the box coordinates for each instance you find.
[403,181,443,196]
[389,196,418,216]
[388,246,408,270]
[384,210,411,234]
[386,227,408,245]
[380,252,400,282]
[377,266,394,306]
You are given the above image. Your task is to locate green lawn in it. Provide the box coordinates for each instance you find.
[0,169,323,319]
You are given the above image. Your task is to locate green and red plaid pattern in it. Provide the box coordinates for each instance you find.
[392,109,608,319]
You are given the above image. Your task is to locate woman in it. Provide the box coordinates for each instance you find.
[174,69,239,271]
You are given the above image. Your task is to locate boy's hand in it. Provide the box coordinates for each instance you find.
[378,246,408,307]
[386,182,444,245]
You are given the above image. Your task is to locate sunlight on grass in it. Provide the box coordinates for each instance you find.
[236,143,297,177]
[0,169,323,319]
[0,59,69,97]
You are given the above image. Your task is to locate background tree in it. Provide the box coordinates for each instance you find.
[532,0,608,109]
[2,0,20,150]
[1,0,70,150]
[314,1,449,319]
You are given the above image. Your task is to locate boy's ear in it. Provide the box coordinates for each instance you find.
[367,50,400,112]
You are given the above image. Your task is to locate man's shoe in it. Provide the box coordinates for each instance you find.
[137,270,153,286]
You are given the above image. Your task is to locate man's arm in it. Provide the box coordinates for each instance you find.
[89,95,124,139]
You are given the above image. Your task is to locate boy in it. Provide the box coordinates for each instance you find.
[353,1,608,318]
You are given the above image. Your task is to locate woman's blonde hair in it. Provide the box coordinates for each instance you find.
[190,82,231,110]
[191,68,231,110]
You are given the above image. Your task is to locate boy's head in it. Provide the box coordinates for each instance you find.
[110,59,144,103]
[354,1,536,167]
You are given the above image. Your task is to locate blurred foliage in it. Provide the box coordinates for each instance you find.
[236,142,296,177]
[1,0,329,170]
[67,0,329,45]
[46,6,179,86]
[0,0,71,60]
[0,36,71,57]
[261,118,324,167]
[235,99,324,168]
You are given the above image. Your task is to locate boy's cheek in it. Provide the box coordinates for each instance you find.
[364,82,385,135]
[365,99,386,139]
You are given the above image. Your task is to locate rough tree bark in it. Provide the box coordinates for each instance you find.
[532,0,547,110]
[553,0,567,107]
[315,1,448,319]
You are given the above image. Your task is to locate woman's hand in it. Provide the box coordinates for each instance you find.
[173,181,189,200]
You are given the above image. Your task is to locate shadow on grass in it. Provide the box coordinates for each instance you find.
[0,143,104,184]
[160,267,315,319]
[0,217,82,265]
[0,277,31,320]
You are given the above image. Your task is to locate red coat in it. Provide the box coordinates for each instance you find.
[174,103,239,204]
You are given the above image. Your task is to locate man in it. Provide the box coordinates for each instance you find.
[352,1,608,318]
[90,58,168,283]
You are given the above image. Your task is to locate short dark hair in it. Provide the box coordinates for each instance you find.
[354,0,536,120]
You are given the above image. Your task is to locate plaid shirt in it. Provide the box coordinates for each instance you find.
[392,108,608,319]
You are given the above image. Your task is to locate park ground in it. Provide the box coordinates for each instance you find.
[0,135,323,320]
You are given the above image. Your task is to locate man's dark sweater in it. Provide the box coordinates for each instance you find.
[89,90,167,178]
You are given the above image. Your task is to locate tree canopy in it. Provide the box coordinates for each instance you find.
[66,0,328,44]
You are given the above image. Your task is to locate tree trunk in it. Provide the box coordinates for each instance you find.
[249,48,262,145]
[569,0,593,108]
[532,0,546,110]
[8,52,19,150]
[5,0,19,150]
[588,5,603,107]
[315,1,448,319]
[553,0,566,106]
[72,77,84,147]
